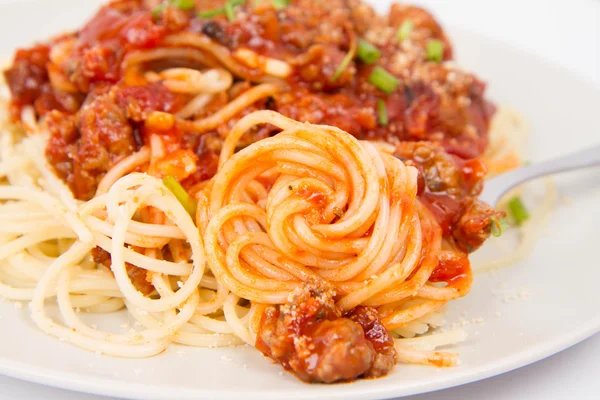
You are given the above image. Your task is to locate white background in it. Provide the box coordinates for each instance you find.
[0,0,598,399]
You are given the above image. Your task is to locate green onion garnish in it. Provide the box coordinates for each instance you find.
[331,42,356,82]
[153,0,195,18]
[198,8,225,18]
[198,0,244,20]
[152,3,167,18]
[507,196,530,226]
[426,39,444,62]
[397,19,413,41]
[225,0,245,21]
[376,99,388,126]
[368,66,399,94]
[490,215,509,237]
[357,39,380,64]
[272,0,290,10]
[163,176,197,217]
[224,1,235,21]
[171,0,196,10]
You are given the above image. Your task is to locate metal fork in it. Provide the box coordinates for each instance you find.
[479,144,600,206]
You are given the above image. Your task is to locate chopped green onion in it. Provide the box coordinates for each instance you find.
[368,66,399,94]
[198,0,243,19]
[171,0,196,10]
[357,39,380,64]
[225,0,245,21]
[331,44,356,82]
[490,215,509,237]
[224,1,235,21]
[153,0,195,18]
[376,99,388,126]
[198,8,225,18]
[152,3,167,18]
[426,39,444,62]
[163,176,197,217]
[272,0,290,10]
[397,19,413,41]
[507,196,530,226]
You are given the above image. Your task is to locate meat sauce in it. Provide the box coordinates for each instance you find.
[256,281,396,383]
[429,252,470,284]
[3,0,504,381]
[3,0,500,249]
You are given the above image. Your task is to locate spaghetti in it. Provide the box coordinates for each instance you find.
[0,0,517,383]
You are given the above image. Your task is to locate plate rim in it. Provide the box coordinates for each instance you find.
[0,0,599,398]
[0,317,598,400]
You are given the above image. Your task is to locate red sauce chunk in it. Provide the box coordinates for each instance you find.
[397,141,500,252]
[256,281,396,383]
[3,44,51,116]
[115,83,184,121]
[429,252,470,283]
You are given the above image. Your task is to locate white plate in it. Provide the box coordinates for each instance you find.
[0,0,599,399]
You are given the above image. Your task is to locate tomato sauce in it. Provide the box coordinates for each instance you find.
[3,0,502,244]
[256,281,396,383]
[429,253,470,283]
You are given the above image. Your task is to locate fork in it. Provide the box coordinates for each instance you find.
[479,144,600,206]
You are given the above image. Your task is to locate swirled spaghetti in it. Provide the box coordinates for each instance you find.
[0,0,518,383]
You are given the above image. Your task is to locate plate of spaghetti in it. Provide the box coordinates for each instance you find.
[0,0,598,398]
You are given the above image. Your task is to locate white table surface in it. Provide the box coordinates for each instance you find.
[0,0,598,399]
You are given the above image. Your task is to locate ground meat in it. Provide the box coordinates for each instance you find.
[346,0,380,35]
[224,0,350,54]
[124,263,154,295]
[388,4,450,52]
[402,142,464,195]
[91,246,112,266]
[396,140,494,252]
[45,110,79,181]
[33,86,84,116]
[91,246,154,295]
[397,140,485,203]
[275,88,376,137]
[294,44,356,90]
[256,280,396,383]
[3,44,51,115]
[114,82,182,121]
[161,6,190,33]
[453,200,505,252]
[5,36,80,116]
[119,12,166,50]
[345,306,396,377]
[429,250,471,285]
[199,20,231,47]
[403,84,442,140]
[77,45,120,86]
[71,92,135,200]
[181,148,219,187]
